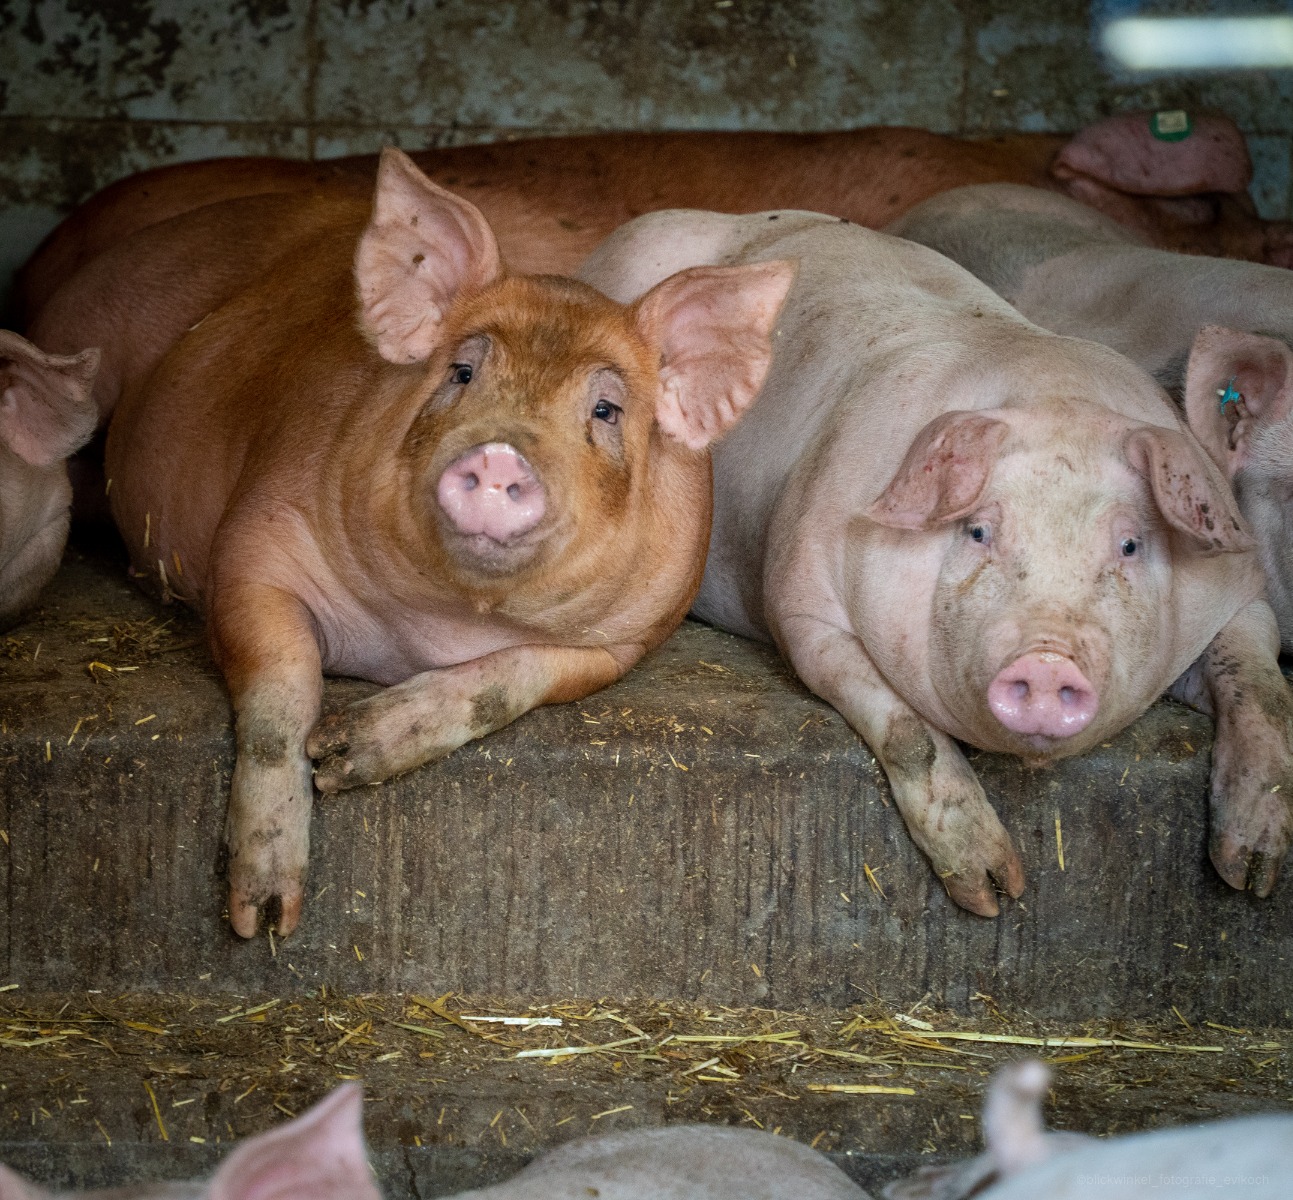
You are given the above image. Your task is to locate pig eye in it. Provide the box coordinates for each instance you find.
[968,522,990,545]
[451,363,473,385]
[592,399,621,425]
[1120,537,1140,557]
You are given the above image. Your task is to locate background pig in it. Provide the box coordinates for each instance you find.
[0,330,98,629]
[19,109,1288,324]
[888,183,1293,651]
[0,1084,380,1200]
[2,1084,870,1200]
[579,209,1293,912]
[74,149,790,937]
[888,1060,1292,1200]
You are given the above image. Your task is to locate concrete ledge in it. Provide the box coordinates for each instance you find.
[1,549,1291,1020]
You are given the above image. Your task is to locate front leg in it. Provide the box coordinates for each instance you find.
[1170,599,1293,896]
[777,612,1025,917]
[210,582,322,938]
[307,644,628,792]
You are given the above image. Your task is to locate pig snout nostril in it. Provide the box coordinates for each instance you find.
[436,442,546,545]
[988,653,1098,741]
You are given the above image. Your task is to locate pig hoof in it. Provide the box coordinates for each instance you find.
[313,756,357,793]
[306,717,349,759]
[1210,835,1282,897]
[943,875,1002,917]
[941,853,1026,917]
[229,883,304,939]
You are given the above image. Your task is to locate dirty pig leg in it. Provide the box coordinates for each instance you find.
[776,614,1025,916]
[308,644,627,792]
[1169,600,1293,896]
[209,582,323,939]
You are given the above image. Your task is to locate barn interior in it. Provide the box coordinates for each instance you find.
[2,2,1292,1195]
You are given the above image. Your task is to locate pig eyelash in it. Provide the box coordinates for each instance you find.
[450,363,473,385]
[592,398,621,425]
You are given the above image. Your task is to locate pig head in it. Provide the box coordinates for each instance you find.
[863,395,1255,765]
[0,331,98,630]
[101,148,792,936]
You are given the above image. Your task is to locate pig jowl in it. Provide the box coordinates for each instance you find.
[580,209,1290,916]
[99,148,793,936]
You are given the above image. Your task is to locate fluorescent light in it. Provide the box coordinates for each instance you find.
[1103,16,1293,70]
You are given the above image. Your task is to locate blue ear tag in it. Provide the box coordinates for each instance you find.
[1217,377,1243,411]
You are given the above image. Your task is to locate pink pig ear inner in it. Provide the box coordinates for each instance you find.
[633,259,795,452]
[1181,325,1293,478]
[207,1084,380,1200]
[355,147,502,366]
[866,411,1010,530]
[1125,423,1255,555]
[0,333,99,467]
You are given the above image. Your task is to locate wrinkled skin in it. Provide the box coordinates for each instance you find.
[51,149,791,938]
[19,110,1292,326]
[580,210,1290,914]
[886,1059,1293,1200]
[0,331,98,629]
[889,182,1293,650]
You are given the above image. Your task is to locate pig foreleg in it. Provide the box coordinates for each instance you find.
[210,583,323,939]
[776,614,1025,916]
[1169,599,1293,896]
[307,645,627,792]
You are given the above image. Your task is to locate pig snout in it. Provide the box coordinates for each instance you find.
[436,442,545,542]
[988,651,1098,740]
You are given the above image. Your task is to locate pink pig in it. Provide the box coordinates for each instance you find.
[580,208,1293,913]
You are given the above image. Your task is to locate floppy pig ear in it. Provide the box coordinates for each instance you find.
[866,410,1009,530]
[1125,424,1254,555]
[355,147,502,365]
[207,1085,380,1200]
[633,259,795,451]
[1181,326,1293,478]
[0,331,99,467]
[0,1164,47,1200]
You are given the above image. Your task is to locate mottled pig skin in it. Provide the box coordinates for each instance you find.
[20,110,1291,323]
[35,149,792,937]
[890,182,1293,652]
[887,1061,1292,1200]
[580,209,1292,914]
[1,1085,870,1200]
[0,330,98,629]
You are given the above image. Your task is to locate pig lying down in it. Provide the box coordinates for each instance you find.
[888,1060,1293,1200]
[580,210,1293,912]
[0,331,99,630]
[0,1084,868,1200]
[889,182,1293,652]
[35,149,792,937]
[19,109,1290,323]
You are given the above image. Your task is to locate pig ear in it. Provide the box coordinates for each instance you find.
[1125,423,1254,555]
[867,411,1010,530]
[633,259,795,451]
[0,1164,48,1200]
[1181,326,1293,478]
[0,332,99,467]
[207,1085,380,1200]
[355,147,502,365]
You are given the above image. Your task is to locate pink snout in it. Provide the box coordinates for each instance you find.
[436,443,545,542]
[988,652,1098,740]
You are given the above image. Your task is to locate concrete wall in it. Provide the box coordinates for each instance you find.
[2,0,1292,308]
